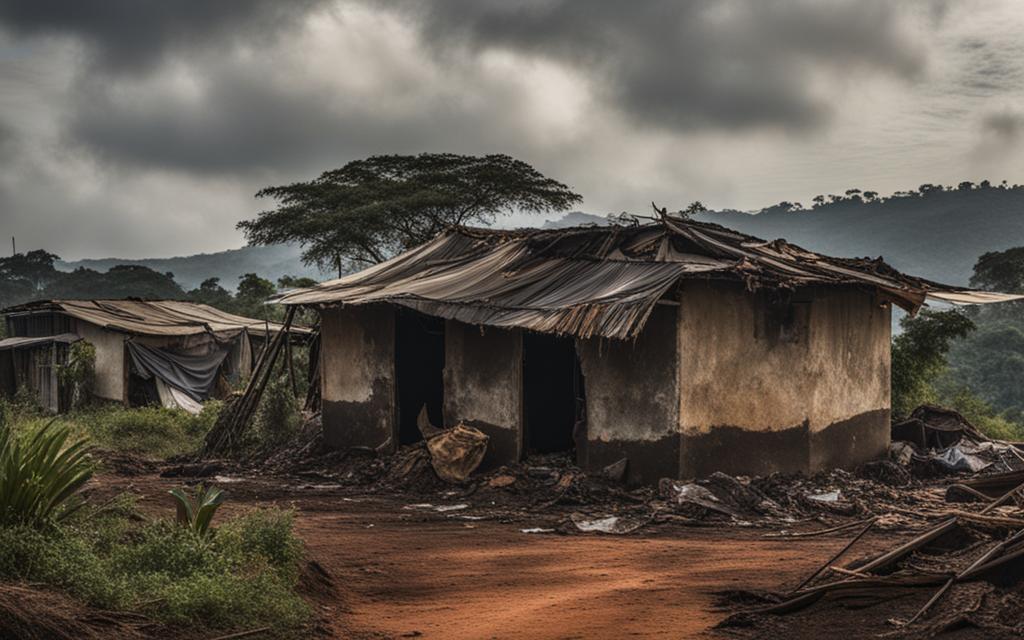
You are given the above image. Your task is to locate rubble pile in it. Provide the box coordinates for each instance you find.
[717,480,1024,638]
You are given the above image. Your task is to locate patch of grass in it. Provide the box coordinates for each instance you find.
[2,402,221,459]
[0,503,310,635]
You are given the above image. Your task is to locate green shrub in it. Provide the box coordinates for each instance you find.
[0,419,93,526]
[0,504,310,635]
[252,374,301,450]
[57,341,96,410]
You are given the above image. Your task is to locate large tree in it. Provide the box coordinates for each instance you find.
[239,153,582,273]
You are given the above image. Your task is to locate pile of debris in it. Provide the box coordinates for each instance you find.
[890,405,1024,477]
[717,477,1024,637]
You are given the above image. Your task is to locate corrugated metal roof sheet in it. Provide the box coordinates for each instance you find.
[2,299,311,338]
[275,218,1023,339]
[0,333,81,351]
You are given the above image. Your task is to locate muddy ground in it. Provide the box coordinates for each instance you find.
[80,468,921,640]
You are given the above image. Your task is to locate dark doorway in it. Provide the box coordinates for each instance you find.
[523,333,584,455]
[395,309,445,445]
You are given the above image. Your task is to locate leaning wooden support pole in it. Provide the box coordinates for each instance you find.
[790,517,877,593]
[203,306,295,455]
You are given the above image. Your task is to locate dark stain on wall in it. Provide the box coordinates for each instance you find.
[680,409,890,479]
[322,377,394,450]
[586,434,680,487]
[810,408,890,470]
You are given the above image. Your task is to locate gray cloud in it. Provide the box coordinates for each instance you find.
[0,0,1021,261]
[0,0,328,73]
[394,0,927,131]
[983,110,1024,139]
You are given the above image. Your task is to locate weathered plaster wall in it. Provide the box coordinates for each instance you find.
[577,305,680,486]
[320,305,395,450]
[443,321,522,469]
[678,281,891,477]
[78,322,127,403]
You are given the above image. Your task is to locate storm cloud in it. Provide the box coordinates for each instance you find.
[0,0,1021,259]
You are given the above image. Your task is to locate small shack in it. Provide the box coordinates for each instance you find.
[277,218,1019,484]
[1,299,306,413]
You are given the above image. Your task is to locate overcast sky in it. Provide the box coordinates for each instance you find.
[1,0,1022,260]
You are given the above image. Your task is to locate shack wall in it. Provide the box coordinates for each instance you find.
[677,281,891,477]
[78,322,127,403]
[320,305,395,450]
[443,321,522,469]
[577,305,681,486]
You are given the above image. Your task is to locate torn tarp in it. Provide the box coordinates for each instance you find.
[126,341,227,402]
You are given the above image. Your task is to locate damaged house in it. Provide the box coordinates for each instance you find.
[277,218,1018,485]
[1,299,306,413]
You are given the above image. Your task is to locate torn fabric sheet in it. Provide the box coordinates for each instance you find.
[127,341,228,402]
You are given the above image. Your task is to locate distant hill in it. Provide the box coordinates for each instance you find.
[57,184,1024,294]
[57,244,331,291]
[547,185,1024,287]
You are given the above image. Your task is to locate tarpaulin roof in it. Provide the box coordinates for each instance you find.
[0,333,81,351]
[275,218,1024,340]
[2,299,310,339]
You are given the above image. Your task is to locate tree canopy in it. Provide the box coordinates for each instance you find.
[238,153,582,273]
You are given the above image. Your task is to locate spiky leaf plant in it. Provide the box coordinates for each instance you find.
[169,484,225,537]
[0,418,93,527]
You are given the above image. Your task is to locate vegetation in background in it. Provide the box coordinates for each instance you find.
[946,245,1024,426]
[888,239,1024,440]
[891,310,975,417]
[0,400,221,459]
[239,153,583,274]
[57,340,96,411]
[0,418,93,527]
[250,374,303,451]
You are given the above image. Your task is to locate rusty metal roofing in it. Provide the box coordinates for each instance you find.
[0,333,81,351]
[275,218,1023,340]
[2,299,310,338]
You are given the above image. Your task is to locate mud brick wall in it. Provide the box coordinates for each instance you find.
[677,281,891,477]
[320,305,396,451]
[577,305,681,486]
[443,321,522,470]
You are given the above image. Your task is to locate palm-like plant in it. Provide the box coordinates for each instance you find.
[169,484,225,537]
[0,418,93,526]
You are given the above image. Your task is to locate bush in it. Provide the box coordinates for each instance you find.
[5,403,222,459]
[57,341,96,411]
[251,375,301,450]
[0,504,310,635]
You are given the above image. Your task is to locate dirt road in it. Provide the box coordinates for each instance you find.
[101,472,891,640]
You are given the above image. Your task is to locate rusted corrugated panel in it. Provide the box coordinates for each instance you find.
[275,218,1018,339]
[3,300,310,338]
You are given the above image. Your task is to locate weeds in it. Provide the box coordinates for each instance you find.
[170,484,225,537]
[2,403,221,459]
[0,503,311,635]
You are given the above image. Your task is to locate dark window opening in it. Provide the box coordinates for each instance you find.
[395,309,445,445]
[523,332,585,456]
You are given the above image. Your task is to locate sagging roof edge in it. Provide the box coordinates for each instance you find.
[2,299,313,339]
[272,221,1024,340]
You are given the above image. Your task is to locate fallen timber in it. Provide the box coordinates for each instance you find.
[730,479,1024,631]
